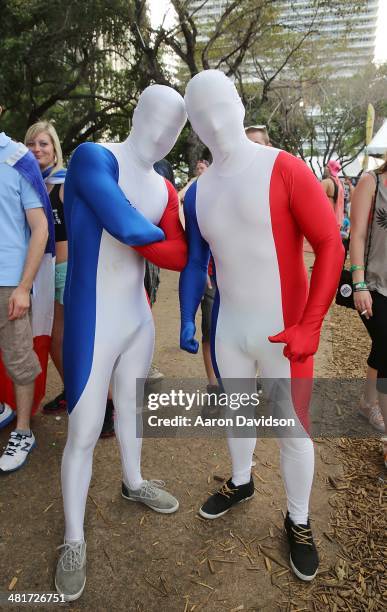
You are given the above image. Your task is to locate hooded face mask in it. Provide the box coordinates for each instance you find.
[185,70,246,160]
[130,85,187,165]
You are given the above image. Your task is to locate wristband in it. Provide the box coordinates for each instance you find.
[350,265,365,273]
[353,282,368,291]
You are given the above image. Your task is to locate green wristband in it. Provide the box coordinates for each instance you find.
[350,265,365,273]
[353,282,368,291]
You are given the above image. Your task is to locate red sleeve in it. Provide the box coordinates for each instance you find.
[283,153,344,329]
[268,152,344,362]
[133,179,188,271]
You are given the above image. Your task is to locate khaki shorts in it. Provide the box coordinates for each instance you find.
[0,286,41,385]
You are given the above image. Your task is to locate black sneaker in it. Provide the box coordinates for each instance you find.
[100,399,115,438]
[284,512,319,581]
[43,390,67,413]
[199,477,254,519]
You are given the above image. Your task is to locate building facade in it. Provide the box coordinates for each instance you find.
[187,0,379,77]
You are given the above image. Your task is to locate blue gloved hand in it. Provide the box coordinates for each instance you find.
[146,225,165,244]
[180,321,199,354]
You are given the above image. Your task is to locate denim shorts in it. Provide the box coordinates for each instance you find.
[55,262,68,305]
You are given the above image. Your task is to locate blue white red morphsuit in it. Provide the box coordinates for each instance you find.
[180,71,344,525]
[62,85,187,542]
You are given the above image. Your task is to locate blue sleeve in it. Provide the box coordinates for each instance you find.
[68,142,164,246]
[179,181,210,353]
[20,174,43,210]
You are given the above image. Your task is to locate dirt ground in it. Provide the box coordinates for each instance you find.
[0,253,385,611]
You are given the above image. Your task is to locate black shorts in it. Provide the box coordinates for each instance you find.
[144,262,160,306]
[201,278,216,343]
[360,290,387,394]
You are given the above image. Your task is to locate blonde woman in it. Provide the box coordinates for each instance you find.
[25,121,67,411]
[350,159,387,466]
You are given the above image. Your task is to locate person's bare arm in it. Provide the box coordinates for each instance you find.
[349,173,375,318]
[344,177,354,200]
[8,208,48,321]
[178,177,194,204]
[321,177,334,199]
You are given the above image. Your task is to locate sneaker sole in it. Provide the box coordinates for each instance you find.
[121,492,179,514]
[289,555,318,582]
[357,410,385,433]
[0,412,16,430]
[55,576,86,602]
[199,492,255,520]
[0,442,36,474]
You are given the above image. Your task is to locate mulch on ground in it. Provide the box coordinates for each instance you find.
[1,268,385,611]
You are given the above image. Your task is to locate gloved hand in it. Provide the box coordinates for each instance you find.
[141,226,165,244]
[268,324,320,363]
[180,321,199,354]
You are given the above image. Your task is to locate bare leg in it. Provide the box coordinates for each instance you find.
[50,301,64,381]
[14,381,34,430]
[202,341,217,386]
[364,366,378,405]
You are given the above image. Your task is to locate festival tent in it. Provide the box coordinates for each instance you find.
[366,119,387,156]
[306,155,382,179]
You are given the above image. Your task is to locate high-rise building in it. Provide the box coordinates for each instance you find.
[188,0,379,78]
[277,0,378,76]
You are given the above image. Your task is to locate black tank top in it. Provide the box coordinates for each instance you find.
[49,184,67,242]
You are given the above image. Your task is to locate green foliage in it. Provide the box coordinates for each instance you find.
[0,0,141,155]
[246,62,387,172]
[0,0,383,176]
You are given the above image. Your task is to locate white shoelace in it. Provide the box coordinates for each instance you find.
[57,542,85,572]
[138,480,165,500]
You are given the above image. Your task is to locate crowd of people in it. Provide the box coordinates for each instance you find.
[320,155,387,442]
[0,70,386,602]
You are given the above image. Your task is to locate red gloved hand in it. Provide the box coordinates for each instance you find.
[268,324,320,363]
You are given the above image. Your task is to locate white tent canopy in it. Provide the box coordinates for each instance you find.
[366,119,387,155]
[305,155,381,178]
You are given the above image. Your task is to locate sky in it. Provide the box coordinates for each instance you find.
[150,0,387,63]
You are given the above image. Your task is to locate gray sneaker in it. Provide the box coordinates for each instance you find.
[121,479,179,513]
[55,540,86,601]
[146,364,165,384]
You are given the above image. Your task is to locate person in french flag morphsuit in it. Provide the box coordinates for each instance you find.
[55,85,187,601]
[180,70,344,583]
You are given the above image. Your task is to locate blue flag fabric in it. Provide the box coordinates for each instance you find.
[9,145,56,256]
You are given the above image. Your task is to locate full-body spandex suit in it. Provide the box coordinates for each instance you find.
[62,85,187,542]
[180,71,343,524]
